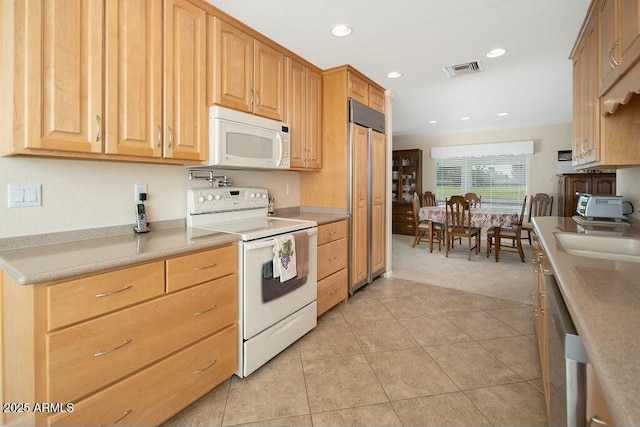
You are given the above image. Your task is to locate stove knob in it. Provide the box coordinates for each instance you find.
[197,195,205,203]
[261,193,267,199]
[206,194,214,202]
[250,193,255,199]
[214,194,221,201]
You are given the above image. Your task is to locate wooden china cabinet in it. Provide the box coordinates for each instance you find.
[557,172,616,216]
[392,149,422,235]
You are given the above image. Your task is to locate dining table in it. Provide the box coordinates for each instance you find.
[419,205,520,261]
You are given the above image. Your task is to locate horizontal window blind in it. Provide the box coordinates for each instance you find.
[435,154,529,208]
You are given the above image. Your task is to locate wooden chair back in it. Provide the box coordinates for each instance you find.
[464,192,481,208]
[446,195,471,235]
[423,191,437,207]
[528,193,554,221]
[411,192,421,229]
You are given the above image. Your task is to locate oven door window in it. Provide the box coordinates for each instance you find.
[242,233,317,340]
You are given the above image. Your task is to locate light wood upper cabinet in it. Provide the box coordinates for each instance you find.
[286,57,322,169]
[351,124,369,286]
[210,17,284,121]
[18,0,104,154]
[164,0,207,161]
[105,0,163,157]
[348,71,385,113]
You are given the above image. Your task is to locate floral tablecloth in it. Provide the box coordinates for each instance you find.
[419,206,519,228]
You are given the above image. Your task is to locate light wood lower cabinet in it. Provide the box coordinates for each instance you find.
[532,234,550,420]
[1,243,238,427]
[317,220,348,316]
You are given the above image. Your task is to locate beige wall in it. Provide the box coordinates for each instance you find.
[393,123,573,215]
[616,167,640,220]
[0,157,301,239]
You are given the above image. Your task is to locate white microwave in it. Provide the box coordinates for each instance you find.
[208,106,290,169]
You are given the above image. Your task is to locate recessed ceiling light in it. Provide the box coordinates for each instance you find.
[387,71,402,79]
[331,24,352,37]
[460,116,471,121]
[428,120,438,124]
[486,48,507,58]
[497,112,510,116]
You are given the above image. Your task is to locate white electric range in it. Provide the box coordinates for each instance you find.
[187,187,317,377]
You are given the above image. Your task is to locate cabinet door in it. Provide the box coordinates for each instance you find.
[210,17,253,113]
[592,176,616,195]
[371,131,386,274]
[105,0,162,157]
[368,85,385,114]
[620,0,640,70]
[351,124,368,287]
[569,175,591,199]
[599,0,619,94]
[164,0,207,161]
[347,72,369,105]
[254,40,284,120]
[22,0,103,153]
[304,67,323,169]
[286,58,305,168]
[584,16,600,164]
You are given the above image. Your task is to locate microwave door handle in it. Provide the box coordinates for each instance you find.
[275,133,283,167]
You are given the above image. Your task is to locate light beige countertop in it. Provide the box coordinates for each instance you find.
[275,207,348,225]
[533,216,640,426]
[0,226,239,285]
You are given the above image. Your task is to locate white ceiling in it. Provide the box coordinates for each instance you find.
[206,0,591,137]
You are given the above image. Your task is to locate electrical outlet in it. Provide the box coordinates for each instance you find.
[135,184,148,201]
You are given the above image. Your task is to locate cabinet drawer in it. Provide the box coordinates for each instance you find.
[317,269,347,317]
[48,324,238,427]
[317,238,347,280]
[166,244,237,292]
[392,204,414,216]
[317,220,347,245]
[47,274,238,403]
[47,262,165,330]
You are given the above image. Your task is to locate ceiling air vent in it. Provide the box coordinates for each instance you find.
[442,61,484,78]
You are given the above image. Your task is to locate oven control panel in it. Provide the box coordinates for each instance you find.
[188,187,268,215]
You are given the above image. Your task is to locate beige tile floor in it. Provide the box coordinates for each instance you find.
[163,277,547,427]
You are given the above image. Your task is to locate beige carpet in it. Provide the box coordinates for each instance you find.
[391,234,534,305]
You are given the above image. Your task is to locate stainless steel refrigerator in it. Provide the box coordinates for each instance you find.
[348,99,386,294]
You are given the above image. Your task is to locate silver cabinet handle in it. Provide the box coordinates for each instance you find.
[589,416,608,426]
[250,89,254,105]
[329,255,338,262]
[168,126,173,148]
[157,124,162,148]
[96,115,101,142]
[194,359,217,374]
[255,90,260,106]
[95,285,133,298]
[611,41,620,67]
[328,230,337,236]
[193,305,217,316]
[194,263,217,271]
[101,409,132,427]
[94,339,132,357]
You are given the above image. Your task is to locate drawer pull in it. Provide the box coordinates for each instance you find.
[194,359,217,374]
[194,263,217,272]
[94,339,132,357]
[193,305,217,316]
[328,230,336,236]
[589,416,608,426]
[328,256,338,262]
[95,285,134,298]
[102,409,132,426]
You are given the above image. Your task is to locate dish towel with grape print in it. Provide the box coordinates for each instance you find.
[273,234,297,283]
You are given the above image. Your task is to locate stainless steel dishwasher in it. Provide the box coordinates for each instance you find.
[546,273,588,427]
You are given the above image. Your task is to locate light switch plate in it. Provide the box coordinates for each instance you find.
[8,184,41,207]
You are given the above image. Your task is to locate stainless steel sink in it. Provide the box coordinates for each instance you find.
[554,232,640,263]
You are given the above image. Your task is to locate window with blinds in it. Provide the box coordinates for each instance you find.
[435,154,529,208]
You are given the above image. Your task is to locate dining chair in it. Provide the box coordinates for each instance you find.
[522,193,554,245]
[464,192,482,208]
[445,195,481,260]
[412,193,443,252]
[486,196,527,262]
[423,191,437,207]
